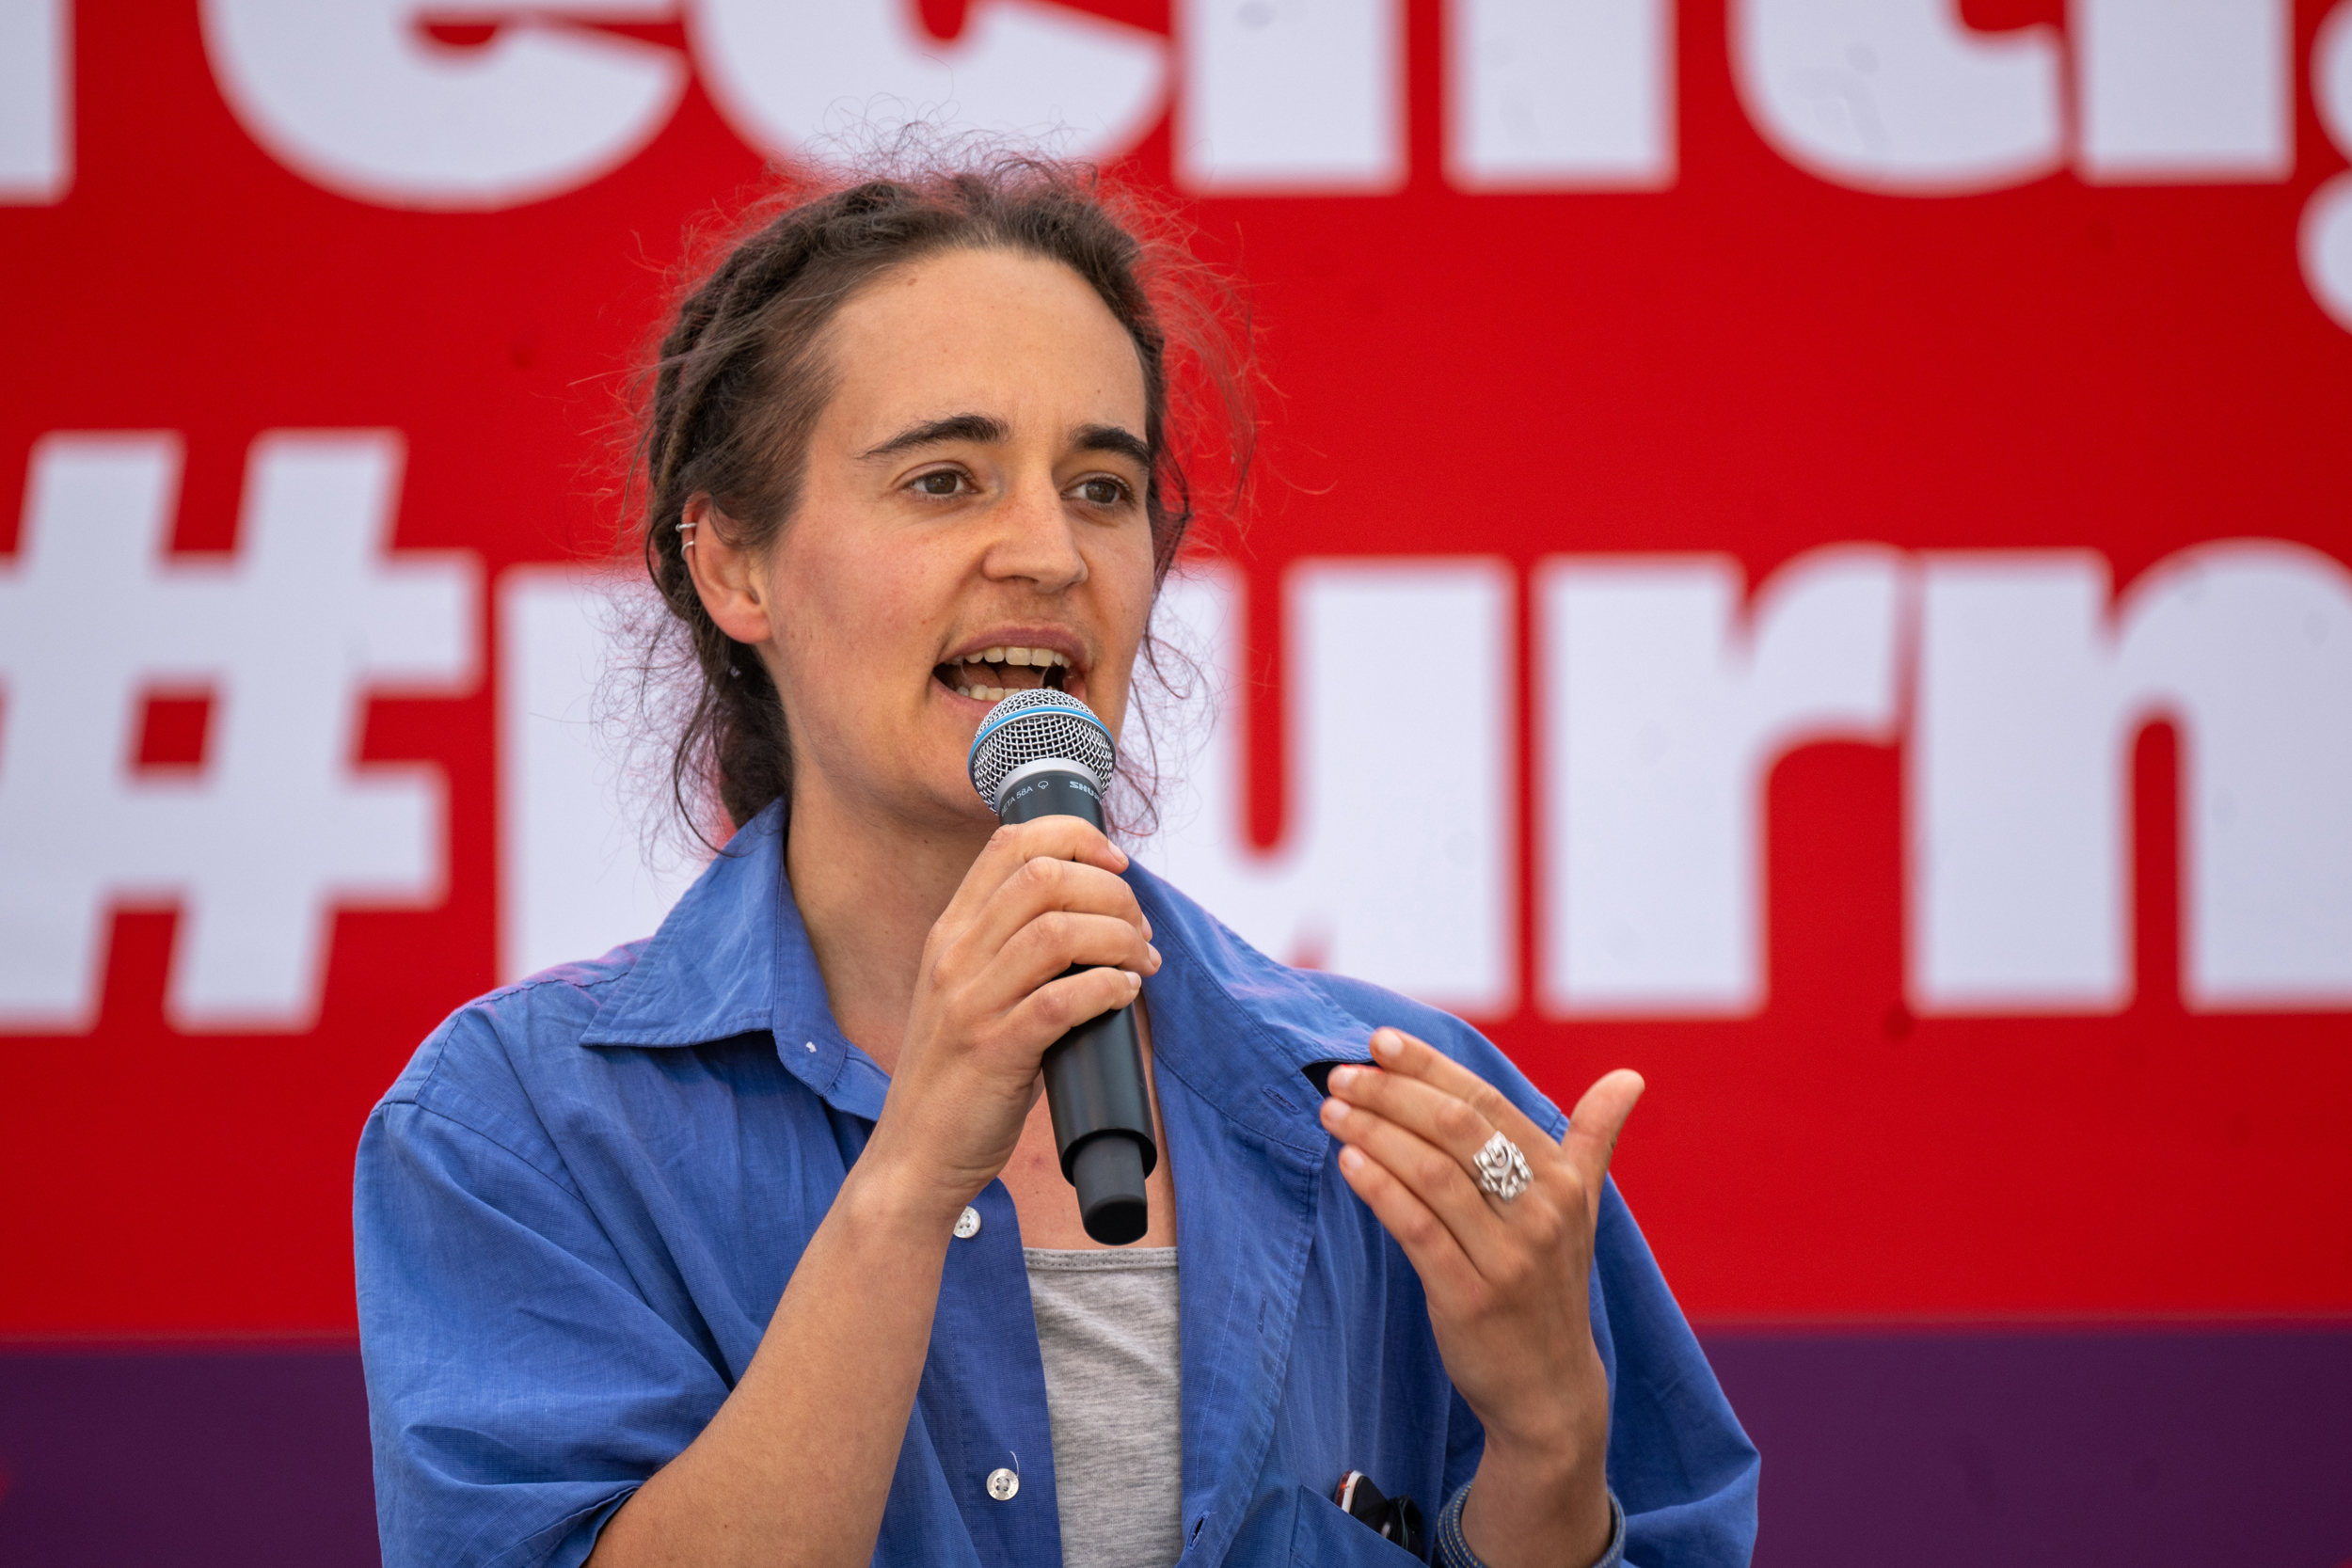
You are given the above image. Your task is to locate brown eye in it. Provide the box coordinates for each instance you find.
[914,470,963,497]
[1078,477,1127,507]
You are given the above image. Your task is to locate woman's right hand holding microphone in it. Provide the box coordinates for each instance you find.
[863,816,1162,1227]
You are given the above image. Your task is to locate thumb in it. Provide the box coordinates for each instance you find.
[1562,1069,1645,1198]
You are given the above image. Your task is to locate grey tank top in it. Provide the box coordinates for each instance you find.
[1023,1246,1183,1568]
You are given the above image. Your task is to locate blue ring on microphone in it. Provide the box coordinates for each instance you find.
[969,691,1112,755]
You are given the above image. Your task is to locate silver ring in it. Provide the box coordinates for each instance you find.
[1472,1131,1533,1202]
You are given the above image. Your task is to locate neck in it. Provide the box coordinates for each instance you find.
[783,780,995,1076]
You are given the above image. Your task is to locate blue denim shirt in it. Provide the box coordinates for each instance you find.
[355,805,1758,1567]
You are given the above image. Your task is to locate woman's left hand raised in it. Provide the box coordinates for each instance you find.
[1320,1028,1643,1568]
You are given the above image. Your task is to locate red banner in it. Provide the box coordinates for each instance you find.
[3,1,2349,1336]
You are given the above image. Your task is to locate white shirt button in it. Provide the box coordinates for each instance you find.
[953,1205,982,1240]
[986,1466,1019,1501]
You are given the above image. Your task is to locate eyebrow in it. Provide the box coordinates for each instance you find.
[856,414,1153,470]
[1072,423,1153,472]
[859,413,1009,460]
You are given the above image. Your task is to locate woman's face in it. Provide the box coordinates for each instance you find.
[710,245,1157,835]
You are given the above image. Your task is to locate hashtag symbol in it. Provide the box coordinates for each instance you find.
[0,431,478,1033]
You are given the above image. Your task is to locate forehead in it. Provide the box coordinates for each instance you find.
[820,246,1148,435]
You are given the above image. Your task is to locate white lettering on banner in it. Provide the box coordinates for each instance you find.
[1913,555,2122,1009]
[691,0,1164,166]
[15,487,2341,1030]
[1537,548,1904,1017]
[1732,0,2064,194]
[1448,0,1673,191]
[499,567,696,982]
[1734,0,2298,195]
[0,433,477,1034]
[1140,561,1516,1017]
[0,0,69,203]
[2303,5,2352,332]
[2074,0,2290,182]
[199,0,686,211]
[1913,545,2352,1014]
[1174,0,1403,193]
[499,542,2346,1021]
[178,1,2352,337]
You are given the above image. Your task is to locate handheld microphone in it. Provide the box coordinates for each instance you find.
[967,688,1157,1245]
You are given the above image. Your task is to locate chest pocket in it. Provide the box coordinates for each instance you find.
[1286,1484,1426,1565]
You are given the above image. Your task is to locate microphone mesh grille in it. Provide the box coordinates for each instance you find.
[967,688,1117,806]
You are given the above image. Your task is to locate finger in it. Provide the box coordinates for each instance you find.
[964,855,1151,961]
[1365,1028,1557,1155]
[950,817,1134,929]
[1326,1062,1503,1176]
[1329,1140,1483,1311]
[992,910,1162,996]
[1561,1069,1645,1206]
[1004,814,1131,876]
[1320,1095,1505,1260]
[1000,964,1144,1044]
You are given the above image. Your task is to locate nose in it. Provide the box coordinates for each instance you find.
[982,470,1088,594]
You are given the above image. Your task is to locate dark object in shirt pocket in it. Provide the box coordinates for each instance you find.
[1333,1470,1424,1557]
[1289,1483,1426,1563]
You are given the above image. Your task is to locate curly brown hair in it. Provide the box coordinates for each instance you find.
[631,153,1249,845]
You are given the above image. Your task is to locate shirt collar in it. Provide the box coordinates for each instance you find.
[1123,866,1376,1148]
[577,800,1377,1133]
[578,803,886,1117]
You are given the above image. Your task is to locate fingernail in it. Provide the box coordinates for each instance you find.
[1127,970,1143,991]
[1327,1066,1359,1094]
[1141,916,1153,941]
[1147,943,1162,969]
[1338,1147,1365,1175]
[1322,1097,1350,1123]
[1371,1029,1401,1058]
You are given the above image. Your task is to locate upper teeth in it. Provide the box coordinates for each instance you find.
[977,646,1070,668]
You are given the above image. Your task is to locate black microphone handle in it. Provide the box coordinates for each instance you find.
[994,766,1157,1245]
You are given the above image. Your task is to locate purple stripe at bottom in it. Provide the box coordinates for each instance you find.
[0,1328,2345,1566]
[1705,1326,2352,1568]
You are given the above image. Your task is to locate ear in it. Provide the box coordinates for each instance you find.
[680,494,772,648]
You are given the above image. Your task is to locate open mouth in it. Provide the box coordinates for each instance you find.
[934,644,1076,702]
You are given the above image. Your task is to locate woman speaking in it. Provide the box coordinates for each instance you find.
[355,158,1758,1568]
